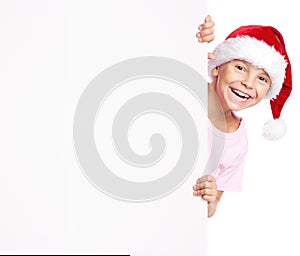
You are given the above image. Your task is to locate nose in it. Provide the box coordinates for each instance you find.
[241,75,254,89]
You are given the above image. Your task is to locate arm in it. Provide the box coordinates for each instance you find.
[193,175,223,218]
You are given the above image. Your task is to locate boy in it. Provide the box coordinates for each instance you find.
[193,16,292,217]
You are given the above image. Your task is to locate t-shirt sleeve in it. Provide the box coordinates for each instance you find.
[215,148,248,192]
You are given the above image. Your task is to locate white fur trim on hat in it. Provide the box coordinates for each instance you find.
[208,36,287,99]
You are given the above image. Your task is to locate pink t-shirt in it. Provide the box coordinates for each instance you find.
[208,113,248,192]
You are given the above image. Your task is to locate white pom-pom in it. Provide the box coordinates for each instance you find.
[262,119,287,140]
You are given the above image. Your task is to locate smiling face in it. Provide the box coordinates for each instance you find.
[211,59,271,113]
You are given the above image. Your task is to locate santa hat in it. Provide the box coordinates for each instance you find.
[208,25,292,140]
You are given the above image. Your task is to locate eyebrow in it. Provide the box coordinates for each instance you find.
[258,70,270,78]
[233,59,249,67]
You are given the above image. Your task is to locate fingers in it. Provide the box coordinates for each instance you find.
[196,29,215,43]
[198,15,215,31]
[197,32,215,43]
[196,15,215,43]
[193,187,217,197]
[193,175,218,203]
[204,15,212,23]
[193,181,217,194]
[193,188,217,203]
[196,174,216,184]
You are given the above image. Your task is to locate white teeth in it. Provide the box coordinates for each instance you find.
[231,89,250,99]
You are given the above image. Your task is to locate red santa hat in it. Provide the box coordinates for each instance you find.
[208,25,292,140]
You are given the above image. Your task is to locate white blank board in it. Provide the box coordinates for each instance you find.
[0,0,208,255]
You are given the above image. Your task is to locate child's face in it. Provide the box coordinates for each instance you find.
[211,59,271,112]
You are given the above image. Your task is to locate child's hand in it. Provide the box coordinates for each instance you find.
[196,15,215,43]
[196,15,216,60]
[193,175,222,217]
[193,174,217,201]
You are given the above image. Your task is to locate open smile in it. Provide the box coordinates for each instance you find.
[230,88,252,100]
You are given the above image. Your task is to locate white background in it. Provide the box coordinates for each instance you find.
[207,1,300,256]
[0,0,70,252]
[0,0,209,255]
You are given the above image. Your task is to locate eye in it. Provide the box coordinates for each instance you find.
[235,65,245,71]
[258,76,270,84]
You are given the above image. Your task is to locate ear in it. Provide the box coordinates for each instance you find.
[212,66,219,77]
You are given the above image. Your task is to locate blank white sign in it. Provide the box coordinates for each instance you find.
[0,0,208,254]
